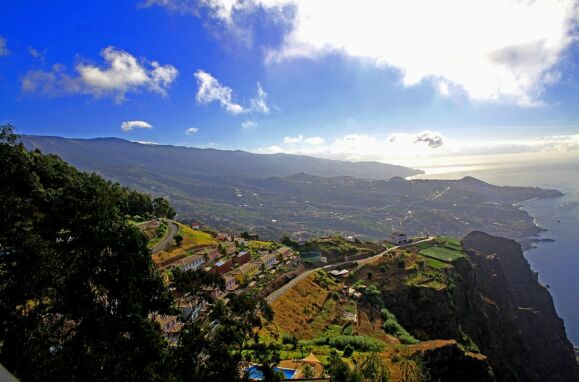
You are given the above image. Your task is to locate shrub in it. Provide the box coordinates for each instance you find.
[343,344,354,357]
[313,335,384,352]
[381,308,418,344]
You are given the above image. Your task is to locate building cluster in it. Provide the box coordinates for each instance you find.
[156,230,296,340]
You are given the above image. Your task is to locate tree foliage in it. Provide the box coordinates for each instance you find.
[0,125,277,381]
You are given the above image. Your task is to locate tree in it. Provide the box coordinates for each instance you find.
[325,349,350,382]
[367,271,373,280]
[358,352,389,382]
[153,197,174,218]
[174,233,183,247]
[343,344,355,358]
[0,126,172,381]
[303,364,315,378]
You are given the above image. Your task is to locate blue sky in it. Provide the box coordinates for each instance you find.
[1,0,578,168]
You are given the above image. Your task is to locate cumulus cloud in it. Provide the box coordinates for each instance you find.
[158,0,578,106]
[255,131,579,167]
[283,135,324,145]
[21,47,178,103]
[414,131,444,148]
[121,120,153,132]
[283,135,303,143]
[185,127,199,135]
[0,36,9,56]
[194,70,271,115]
[241,120,258,129]
[304,136,324,145]
[195,70,245,114]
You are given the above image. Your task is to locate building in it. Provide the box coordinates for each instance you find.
[275,246,294,260]
[233,250,250,265]
[257,252,277,269]
[211,258,232,275]
[190,222,201,230]
[246,233,259,240]
[178,254,205,271]
[217,232,233,241]
[389,231,408,245]
[224,275,237,291]
[230,261,259,283]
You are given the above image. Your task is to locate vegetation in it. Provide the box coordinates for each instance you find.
[381,309,419,344]
[0,125,276,382]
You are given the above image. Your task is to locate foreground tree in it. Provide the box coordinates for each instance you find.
[0,124,172,380]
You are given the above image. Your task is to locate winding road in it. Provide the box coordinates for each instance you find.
[265,237,433,304]
[151,220,179,254]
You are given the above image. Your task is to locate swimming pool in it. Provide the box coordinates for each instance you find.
[246,365,296,380]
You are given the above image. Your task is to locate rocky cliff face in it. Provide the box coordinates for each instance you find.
[460,231,578,381]
[379,231,579,381]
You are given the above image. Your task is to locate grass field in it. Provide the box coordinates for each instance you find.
[419,246,464,263]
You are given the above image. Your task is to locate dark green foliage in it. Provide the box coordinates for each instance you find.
[0,126,277,382]
[381,309,418,344]
[153,197,176,219]
[313,335,384,352]
[343,344,354,357]
[174,233,183,247]
[325,349,350,382]
[0,126,172,381]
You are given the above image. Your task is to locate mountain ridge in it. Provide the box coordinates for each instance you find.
[21,135,423,180]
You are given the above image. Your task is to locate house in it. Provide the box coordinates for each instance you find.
[177,299,206,321]
[190,221,201,230]
[211,258,232,275]
[234,237,246,246]
[257,252,277,269]
[233,250,250,265]
[224,275,237,291]
[389,231,409,245]
[346,235,355,242]
[275,246,294,260]
[246,233,259,240]
[178,254,205,271]
[217,232,233,241]
[155,315,183,342]
[230,261,259,283]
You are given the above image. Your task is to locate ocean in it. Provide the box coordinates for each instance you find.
[412,158,579,346]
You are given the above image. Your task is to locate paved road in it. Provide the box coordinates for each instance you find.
[151,220,179,254]
[265,237,433,304]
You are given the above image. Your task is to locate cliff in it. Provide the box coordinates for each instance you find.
[376,232,579,381]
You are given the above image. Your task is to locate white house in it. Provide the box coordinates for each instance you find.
[389,232,408,245]
[179,254,205,271]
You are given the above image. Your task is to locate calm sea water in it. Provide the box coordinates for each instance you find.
[413,158,579,345]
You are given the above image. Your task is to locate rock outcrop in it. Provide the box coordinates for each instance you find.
[378,231,579,381]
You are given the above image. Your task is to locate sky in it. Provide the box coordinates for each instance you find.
[1,0,579,169]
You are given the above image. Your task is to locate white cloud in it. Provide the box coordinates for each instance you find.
[121,120,153,132]
[283,134,325,145]
[249,83,270,114]
[170,0,578,106]
[185,127,200,135]
[134,141,159,145]
[21,47,178,103]
[194,70,245,114]
[0,36,9,56]
[283,135,303,143]
[304,136,324,145]
[194,70,272,115]
[241,120,258,129]
[254,130,579,168]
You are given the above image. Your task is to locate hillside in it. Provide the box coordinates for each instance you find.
[264,232,579,381]
[20,135,562,245]
[21,135,422,180]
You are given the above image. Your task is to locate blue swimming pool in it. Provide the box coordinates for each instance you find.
[246,365,296,380]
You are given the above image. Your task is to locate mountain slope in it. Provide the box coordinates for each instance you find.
[21,135,422,180]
